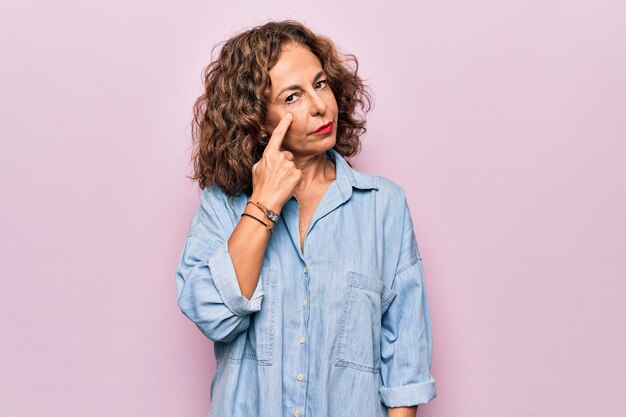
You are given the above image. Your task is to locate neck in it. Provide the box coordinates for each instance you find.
[293,150,336,190]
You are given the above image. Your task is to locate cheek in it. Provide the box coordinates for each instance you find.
[286,110,309,133]
[327,94,338,111]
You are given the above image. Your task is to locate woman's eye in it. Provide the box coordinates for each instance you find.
[285,93,300,104]
[316,79,328,89]
[285,80,327,104]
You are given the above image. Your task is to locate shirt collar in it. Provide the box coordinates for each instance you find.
[277,148,379,259]
[326,148,379,200]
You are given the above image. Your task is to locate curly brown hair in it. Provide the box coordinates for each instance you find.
[187,19,374,196]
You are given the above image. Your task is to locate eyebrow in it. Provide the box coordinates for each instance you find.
[274,70,326,101]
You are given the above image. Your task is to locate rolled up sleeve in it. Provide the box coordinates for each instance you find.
[175,185,265,343]
[208,240,265,316]
[379,193,437,407]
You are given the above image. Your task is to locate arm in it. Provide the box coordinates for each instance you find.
[228,190,282,300]
[379,191,437,409]
[175,185,280,343]
[388,406,417,417]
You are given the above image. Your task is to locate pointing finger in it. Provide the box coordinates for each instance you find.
[265,113,292,152]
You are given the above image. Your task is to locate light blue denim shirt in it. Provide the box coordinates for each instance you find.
[175,148,437,417]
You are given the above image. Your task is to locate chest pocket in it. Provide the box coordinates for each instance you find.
[226,266,276,366]
[335,271,397,373]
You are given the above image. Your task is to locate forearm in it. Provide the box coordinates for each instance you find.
[387,406,417,417]
[228,193,280,300]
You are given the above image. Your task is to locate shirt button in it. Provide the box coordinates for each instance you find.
[303,266,308,274]
[302,299,308,307]
[299,336,305,344]
[293,409,300,417]
[297,373,304,381]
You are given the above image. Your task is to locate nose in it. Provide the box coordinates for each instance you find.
[308,90,327,116]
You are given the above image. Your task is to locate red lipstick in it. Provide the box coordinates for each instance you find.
[313,121,334,135]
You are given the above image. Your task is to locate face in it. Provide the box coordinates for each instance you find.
[264,42,339,156]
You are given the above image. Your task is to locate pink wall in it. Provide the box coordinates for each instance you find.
[1,1,625,416]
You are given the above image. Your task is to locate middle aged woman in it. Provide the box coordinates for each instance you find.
[175,19,437,417]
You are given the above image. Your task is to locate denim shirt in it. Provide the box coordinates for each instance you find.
[175,148,437,417]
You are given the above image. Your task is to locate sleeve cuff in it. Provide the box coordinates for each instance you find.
[207,241,265,316]
[379,376,437,407]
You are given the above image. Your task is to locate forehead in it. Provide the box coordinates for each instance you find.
[269,43,323,86]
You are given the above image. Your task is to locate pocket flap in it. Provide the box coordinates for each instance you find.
[347,271,397,310]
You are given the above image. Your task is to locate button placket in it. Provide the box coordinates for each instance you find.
[293,264,308,417]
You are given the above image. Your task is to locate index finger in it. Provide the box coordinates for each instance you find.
[265,113,293,152]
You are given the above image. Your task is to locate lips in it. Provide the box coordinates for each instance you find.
[313,121,333,133]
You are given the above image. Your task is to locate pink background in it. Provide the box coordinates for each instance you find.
[1,1,625,416]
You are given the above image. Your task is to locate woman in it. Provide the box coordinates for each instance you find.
[175,19,437,417]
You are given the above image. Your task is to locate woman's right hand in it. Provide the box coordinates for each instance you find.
[251,112,303,214]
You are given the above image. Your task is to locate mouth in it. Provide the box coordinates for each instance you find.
[312,121,334,134]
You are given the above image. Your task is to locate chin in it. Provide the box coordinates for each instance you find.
[322,137,337,151]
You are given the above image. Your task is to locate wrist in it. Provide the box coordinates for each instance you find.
[250,193,282,215]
